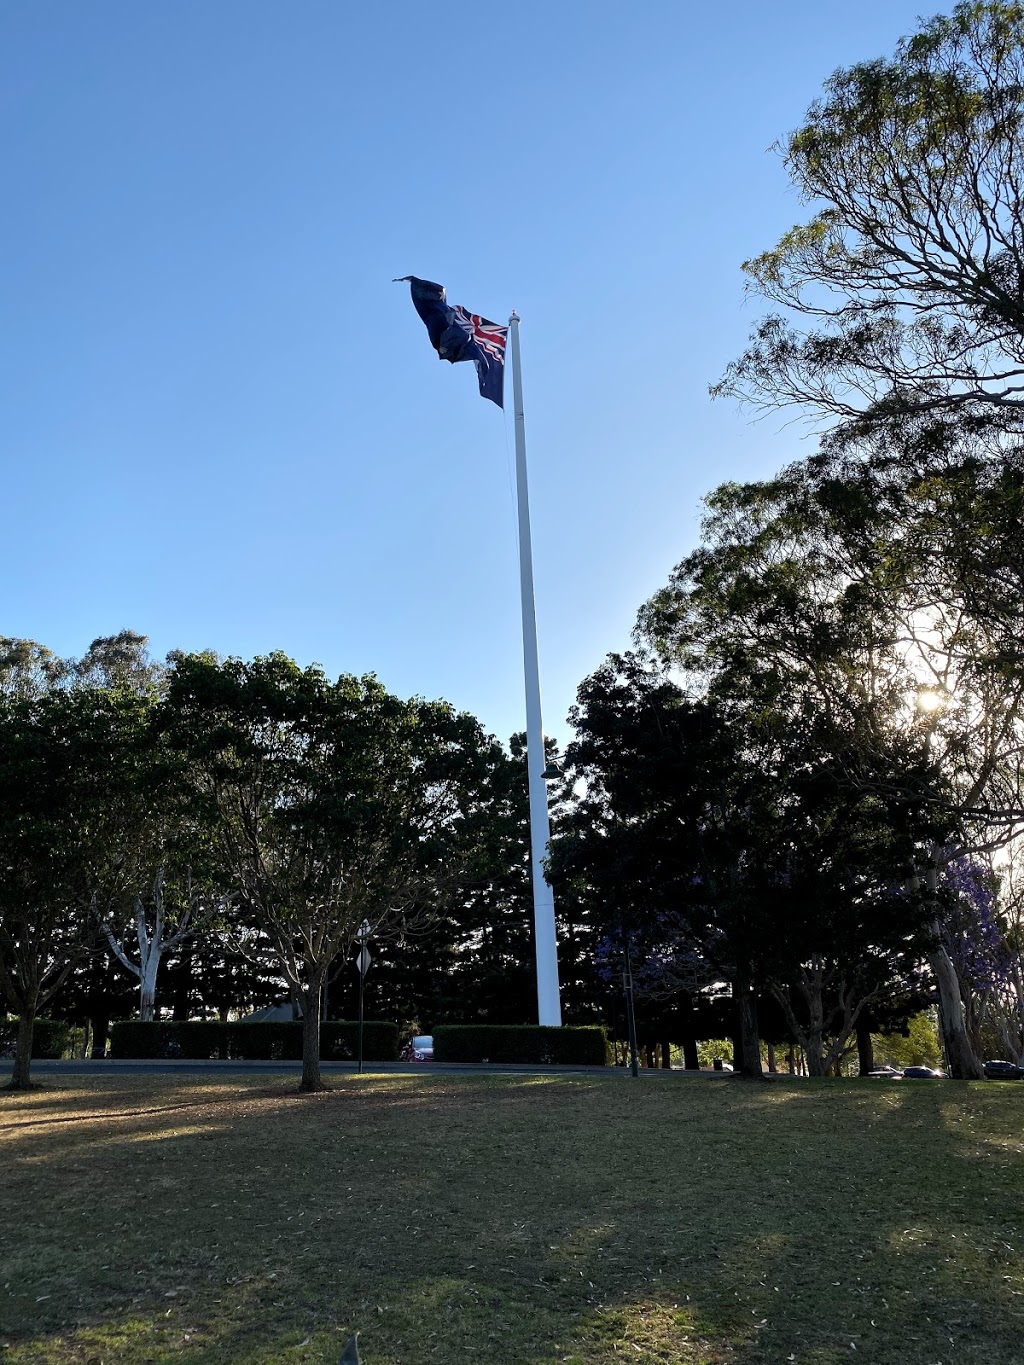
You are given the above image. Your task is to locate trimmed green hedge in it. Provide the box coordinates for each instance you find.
[109,1020,401,1062]
[432,1024,609,1066]
[0,1018,73,1059]
[322,1022,401,1062]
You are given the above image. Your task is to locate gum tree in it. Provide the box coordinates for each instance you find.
[0,688,145,1088]
[715,2,1024,438]
[163,653,499,1092]
[686,5,1024,1076]
[550,654,946,1078]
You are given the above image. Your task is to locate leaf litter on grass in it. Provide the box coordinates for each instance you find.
[0,1074,1022,1363]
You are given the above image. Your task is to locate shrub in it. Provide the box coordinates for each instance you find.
[0,1018,74,1059]
[432,1024,609,1066]
[228,1022,303,1061]
[109,1022,229,1059]
[322,1021,401,1062]
[109,1019,402,1061]
[173,1022,229,1059]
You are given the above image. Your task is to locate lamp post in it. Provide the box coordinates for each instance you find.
[355,919,371,1074]
[622,927,640,1079]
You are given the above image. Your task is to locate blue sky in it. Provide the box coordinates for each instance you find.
[2,1,932,746]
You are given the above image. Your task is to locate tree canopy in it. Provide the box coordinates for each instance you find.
[715,2,1024,440]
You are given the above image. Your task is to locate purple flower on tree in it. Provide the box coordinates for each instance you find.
[942,856,1011,990]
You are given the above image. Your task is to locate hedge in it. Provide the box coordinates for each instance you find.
[0,1018,73,1059]
[432,1024,609,1066]
[322,1022,401,1062]
[109,1020,401,1062]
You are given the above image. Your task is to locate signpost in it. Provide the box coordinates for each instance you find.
[622,930,639,1079]
[355,920,371,1074]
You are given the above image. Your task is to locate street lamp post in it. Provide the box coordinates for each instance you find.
[622,927,640,1079]
[355,919,372,1074]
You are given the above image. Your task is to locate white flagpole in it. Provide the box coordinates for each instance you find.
[508,311,562,1027]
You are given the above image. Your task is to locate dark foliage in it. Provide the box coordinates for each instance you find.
[432,1024,609,1066]
[108,1020,402,1062]
[0,1018,72,1059]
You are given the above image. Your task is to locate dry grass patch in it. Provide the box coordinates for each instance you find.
[0,1074,1021,1364]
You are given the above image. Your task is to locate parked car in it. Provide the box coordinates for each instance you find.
[867,1066,903,1079]
[984,1059,1023,1080]
[902,1065,947,1079]
[401,1034,434,1062]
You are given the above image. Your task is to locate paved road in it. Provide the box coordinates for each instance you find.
[30,1058,726,1079]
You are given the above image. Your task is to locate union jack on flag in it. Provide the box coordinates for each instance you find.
[451,306,508,365]
[396,276,508,407]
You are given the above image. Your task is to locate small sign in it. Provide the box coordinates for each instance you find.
[357,946,372,976]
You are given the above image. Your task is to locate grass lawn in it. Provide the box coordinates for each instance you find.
[0,1074,1022,1364]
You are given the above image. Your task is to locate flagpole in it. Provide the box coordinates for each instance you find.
[508,312,562,1027]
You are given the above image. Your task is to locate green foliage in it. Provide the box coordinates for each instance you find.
[0,1018,72,1059]
[873,1011,945,1070]
[321,1021,401,1062]
[108,1019,402,1062]
[160,652,505,1088]
[432,1024,609,1066]
[697,1039,735,1068]
[550,651,945,1076]
[716,1,1024,439]
[109,1021,204,1059]
[225,1022,300,1061]
[0,687,155,1033]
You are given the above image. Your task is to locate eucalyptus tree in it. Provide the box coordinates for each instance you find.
[552,653,949,1078]
[0,631,164,701]
[0,687,147,1088]
[90,704,223,1023]
[638,460,1022,1076]
[72,630,166,694]
[990,851,1024,1062]
[95,866,218,1023]
[715,1,1024,440]
[162,653,501,1091]
[0,637,71,700]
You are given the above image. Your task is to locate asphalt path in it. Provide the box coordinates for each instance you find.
[28,1059,728,1079]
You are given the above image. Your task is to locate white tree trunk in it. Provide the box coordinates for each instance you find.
[97,866,195,1023]
[138,948,161,1022]
[930,933,985,1078]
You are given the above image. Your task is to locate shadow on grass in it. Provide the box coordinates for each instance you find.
[1,1075,1022,1364]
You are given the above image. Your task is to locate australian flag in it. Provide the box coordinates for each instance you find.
[396,276,507,407]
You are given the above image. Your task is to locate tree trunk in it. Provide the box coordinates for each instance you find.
[8,1012,37,1090]
[661,1037,672,1069]
[734,967,762,1079]
[299,979,325,1092]
[922,852,984,1079]
[90,1013,109,1058]
[172,944,192,1020]
[930,938,984,1079]
[679,1000,700,1070]
[786,1045,796,1075]
[767,1042,777,1074]
[856,1022,874,1077]
[804,1034,826,1077]
[138,946,161,1023]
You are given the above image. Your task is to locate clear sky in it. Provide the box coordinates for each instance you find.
[2,1,932,746]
